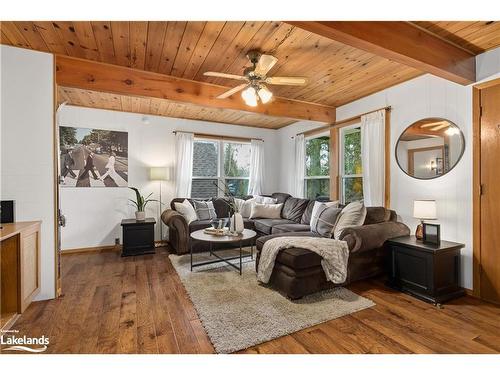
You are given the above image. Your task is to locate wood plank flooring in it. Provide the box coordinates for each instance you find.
[4,248,500,354]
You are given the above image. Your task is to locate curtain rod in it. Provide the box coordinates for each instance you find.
[292,105,392,138]
[172,131,263,143]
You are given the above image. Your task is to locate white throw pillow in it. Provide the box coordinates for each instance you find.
[249,202,283,219]
[174,199,198,224]
[254,195,277,204]
[234,197,255,218]
[333,201,367,239]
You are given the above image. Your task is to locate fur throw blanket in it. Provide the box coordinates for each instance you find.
[257,236,349,284]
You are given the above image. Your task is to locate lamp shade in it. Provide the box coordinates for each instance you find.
[150,167,169,181]
[413,200,437,220]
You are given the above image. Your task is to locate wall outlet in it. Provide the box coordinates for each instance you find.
[115,238,120,245]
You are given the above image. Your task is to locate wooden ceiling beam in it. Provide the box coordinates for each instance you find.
[287,21,476,85]
[55,55,335,123]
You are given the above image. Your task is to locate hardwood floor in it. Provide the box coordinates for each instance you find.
[4,248,500,354]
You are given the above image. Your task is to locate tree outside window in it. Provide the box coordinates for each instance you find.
[305,135,330,200]
[341,127,363,203]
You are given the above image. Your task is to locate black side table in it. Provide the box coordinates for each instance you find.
[386,235,465,306]
[121,218,156,257]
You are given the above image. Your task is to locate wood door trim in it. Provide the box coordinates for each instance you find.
[472,78,500,300]
[472,86,481,298]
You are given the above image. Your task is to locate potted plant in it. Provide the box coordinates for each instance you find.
[129,187,157,221]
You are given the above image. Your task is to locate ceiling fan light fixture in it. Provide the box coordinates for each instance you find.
[258,85,273,104]
[242,86,258,107]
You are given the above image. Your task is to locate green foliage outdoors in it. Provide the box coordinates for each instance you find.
[81,129,128,154]
[343,130,362,175]
[59,127,78,147]
[343,129,363,203]
[305,136,329,177]
[223,143,250,177]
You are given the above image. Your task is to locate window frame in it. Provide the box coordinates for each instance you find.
[191,137,251,198]
[339,123,363,204]
[304,131,330,200]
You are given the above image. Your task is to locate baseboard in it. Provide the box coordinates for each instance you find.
[464,288,475,297]
[61,245,120,255]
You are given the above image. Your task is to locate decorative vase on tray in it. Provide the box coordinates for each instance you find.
[230,212,244,234]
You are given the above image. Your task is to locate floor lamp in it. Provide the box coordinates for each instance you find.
[150,167,170,243]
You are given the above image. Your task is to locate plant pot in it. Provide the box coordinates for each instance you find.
[135,211,146,221]
[229,212,244,234]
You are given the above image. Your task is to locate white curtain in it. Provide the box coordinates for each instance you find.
[361,109,386,206]
[294,134,306,198]
[248,139,265,195]
[175,132,194,197]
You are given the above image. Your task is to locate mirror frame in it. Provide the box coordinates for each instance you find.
[395,117,466,180]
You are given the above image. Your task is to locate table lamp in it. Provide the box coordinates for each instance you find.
[413,200,437,240]
[150,167,170,241]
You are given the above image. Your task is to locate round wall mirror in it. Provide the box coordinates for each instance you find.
[396,118,465,179]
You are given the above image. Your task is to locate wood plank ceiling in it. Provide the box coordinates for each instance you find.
[2,21,499,128]
[412,21,500,54]
[57,86,296,129]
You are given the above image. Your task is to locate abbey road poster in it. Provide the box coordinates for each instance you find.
[59,126,128,187]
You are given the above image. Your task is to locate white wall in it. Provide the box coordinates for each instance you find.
[59,106,280,250]
[1,45,55,300]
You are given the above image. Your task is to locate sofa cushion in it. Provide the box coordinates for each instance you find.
[282,197,310,222]
[272,223,311,234]
[174,199,198,224]
[300,200,316,224]
[212,197,231,218]
[364,206,391,225]
[253,218,295,235]
[271,192,291,204]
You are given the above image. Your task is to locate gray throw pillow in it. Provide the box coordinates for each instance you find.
[193,200,217,221]
[310,202,342,238]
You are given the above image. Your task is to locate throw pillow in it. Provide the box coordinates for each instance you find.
[310,202,342,238]
[333,201,367,239]
[254,195,277,204]
[301,200,340,224]
[249,202,283,219]
[234,197,255,218]
[174,199,198,225]
[192,200,217,221]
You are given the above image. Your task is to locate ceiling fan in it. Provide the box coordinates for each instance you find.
[204,50,308,107]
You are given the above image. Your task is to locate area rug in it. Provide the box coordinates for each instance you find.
[169,250,375,353]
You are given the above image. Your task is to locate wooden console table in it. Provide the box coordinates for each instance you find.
[0,221,41,330]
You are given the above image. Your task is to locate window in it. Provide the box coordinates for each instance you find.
[304,135,330,200]
[223,142,251,197]
[340,125,363,204]
[191,140,219,199]
[191,139,251,199]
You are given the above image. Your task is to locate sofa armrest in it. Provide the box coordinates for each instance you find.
[339,221,410,254]
[161,209,189,254]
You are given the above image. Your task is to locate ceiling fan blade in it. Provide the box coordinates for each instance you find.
[216,84,248,99]
[265,76,308,86]
[204,71,246,81]
[254,54,278,76]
